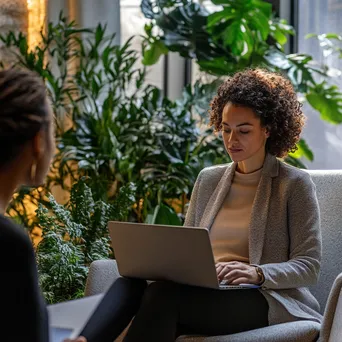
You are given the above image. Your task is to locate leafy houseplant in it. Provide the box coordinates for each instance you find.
[36,177,136,304]
[1,13,230,230]
[140,0,342,165]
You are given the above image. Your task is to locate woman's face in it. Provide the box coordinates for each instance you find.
[221,102,269,162]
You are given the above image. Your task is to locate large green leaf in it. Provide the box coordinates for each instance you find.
[224,19,254,59]
[147,203,182,226]
[142,40,168,65]
[197,57,237,75]
[269,18,295,47]
[247,9,270,41]
[151,3,223,61]
[284,155,307,169]
[251,0,272,17]
[306,82,342,124]
[211,0,246,5]
[264,49,327,92]
[289,139,314,162]
[207,8,236,29]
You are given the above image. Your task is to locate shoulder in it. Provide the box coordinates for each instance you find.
[278,160,314,186]
[277,161,316,200]
[198,162,232,181]
[0,215,34,258]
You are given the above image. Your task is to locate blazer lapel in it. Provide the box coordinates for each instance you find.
[199,162,237,229]
[249,154,279,264]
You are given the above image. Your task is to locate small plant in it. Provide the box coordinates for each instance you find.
[35,177,136,304]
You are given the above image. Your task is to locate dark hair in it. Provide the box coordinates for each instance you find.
[0,68,49,166]
[209,68,305,157]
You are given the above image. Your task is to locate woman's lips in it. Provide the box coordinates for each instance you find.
[228,148,243,153]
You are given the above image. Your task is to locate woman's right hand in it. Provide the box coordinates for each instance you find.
[216,261,260,285]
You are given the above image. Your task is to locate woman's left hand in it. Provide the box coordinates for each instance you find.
[216,261,260,285]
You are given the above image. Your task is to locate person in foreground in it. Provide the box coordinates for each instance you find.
[77,68,322,342]
[0,68,86,342]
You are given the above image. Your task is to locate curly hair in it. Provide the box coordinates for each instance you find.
[209,68,305,158]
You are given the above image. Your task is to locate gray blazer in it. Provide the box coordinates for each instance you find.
[184,153,322,325]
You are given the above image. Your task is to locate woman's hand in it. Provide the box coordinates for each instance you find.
[216,261,260,285]
[63,337,87,342]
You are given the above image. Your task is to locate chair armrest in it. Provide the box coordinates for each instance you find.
[177,321,320,342]
[85,259,121,296]
[319,272,342,342]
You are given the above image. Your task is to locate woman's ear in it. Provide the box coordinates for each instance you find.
[265,126,270,138]
[32,130,45,160]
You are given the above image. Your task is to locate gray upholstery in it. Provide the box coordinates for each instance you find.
[83,170,342,342]
[307,171,342,312]
[319,272,342,342]
[85,259,120,296]
[176,321,321,342]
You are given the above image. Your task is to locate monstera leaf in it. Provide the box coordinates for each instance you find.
[306,82,342,124]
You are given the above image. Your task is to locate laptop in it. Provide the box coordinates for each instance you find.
[108,221,260,290]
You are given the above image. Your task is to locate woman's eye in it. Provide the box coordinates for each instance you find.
[223,130,231,134]
[240,131,250,134]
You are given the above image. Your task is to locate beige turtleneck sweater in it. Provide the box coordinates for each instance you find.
[210,168,262,263]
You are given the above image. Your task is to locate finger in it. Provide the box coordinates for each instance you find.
[216,265,224,277]
[230,277,250,285]
[222,263,247,271]
[224,261,245,267]
[218,265,232,280]
[216,264,224,271]
[226,261,239,266]
[223,269,247,283]
[218,264,244,279]
[229,262,249,270]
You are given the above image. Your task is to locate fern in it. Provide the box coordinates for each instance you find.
[36,177,136,304]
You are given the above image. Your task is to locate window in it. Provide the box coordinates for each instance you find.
[120,0,164,89]
[297,0,342,169]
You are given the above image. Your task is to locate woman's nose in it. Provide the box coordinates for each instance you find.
[228,130,238,142]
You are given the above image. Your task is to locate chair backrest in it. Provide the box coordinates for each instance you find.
[307,170,342,313]
[319,272,342,342]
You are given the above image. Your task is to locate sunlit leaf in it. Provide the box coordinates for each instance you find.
[306,82,342,124]
[289,139,314,161]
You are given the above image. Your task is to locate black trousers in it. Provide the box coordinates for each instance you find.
[80,278,269,342]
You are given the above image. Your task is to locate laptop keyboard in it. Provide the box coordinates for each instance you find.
[219,284,261,290]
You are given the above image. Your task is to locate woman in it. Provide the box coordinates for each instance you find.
[0,68,86,342]
[78,68,322,342]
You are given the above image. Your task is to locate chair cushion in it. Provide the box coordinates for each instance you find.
[176,321,320,342]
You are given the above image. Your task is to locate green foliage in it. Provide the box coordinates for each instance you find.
[2,13,229,228]
[146,203,182,226]
[306,32,342,59]
[288,139,314,162]
[140,0,342,167]
[140,0,294,71]
[36,178,136,303]
[0,14,230,303]
[306,82,342,124]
